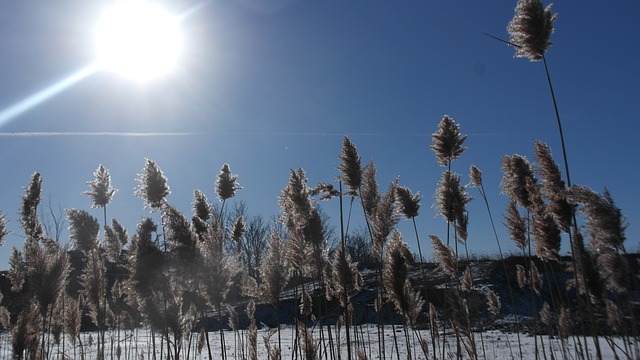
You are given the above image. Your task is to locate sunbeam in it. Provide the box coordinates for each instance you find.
[0,63,99,128]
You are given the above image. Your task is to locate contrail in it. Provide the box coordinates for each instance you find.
[0,131,198,137]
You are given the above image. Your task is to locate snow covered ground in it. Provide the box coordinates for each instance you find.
[0,324,632,359]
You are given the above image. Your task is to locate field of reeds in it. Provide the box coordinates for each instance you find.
[0,0,638,359]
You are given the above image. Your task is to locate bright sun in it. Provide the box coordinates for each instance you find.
[94,1,182,82]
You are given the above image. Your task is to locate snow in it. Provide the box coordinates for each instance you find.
[0,325,630,359]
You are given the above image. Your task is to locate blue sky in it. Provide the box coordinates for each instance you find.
[0,1,638,267]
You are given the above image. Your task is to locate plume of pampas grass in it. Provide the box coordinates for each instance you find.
[192,189,213,221]
[569,186,628,292]
[372,181,399,260]
[0,211,9,245]
[531,210,561,260]
[215,163,242,202]
[383,231,423,322]
[540,301,553,327]
[312,182,340,200]
[430,235,457,278]
[435,171,471,227]
[530,261,543,296]
[360,160,380,219]
[104,219,128,263]
[246,300,258,360]
[326,245,362,306]
[84,164,117,209]
[135,158,170,210]
[20,172,44,239]
[279,168,315,233]
[8,247,26,293]
[507,0,557,61]
[66,209,100,253]
[260,230,290,307]
[486,289,501,316]
[164,205,200,272]
[505,200,528,251]
[430,115,467,167]
[231,215,246,247]
[516,264,527,289]
[461,267,473,292]
[501,154,536,209]
[534,141,572,232]
[469,165,483,188]
[568,186,627,253]
[338,136,363,196]
[395,185,421,220]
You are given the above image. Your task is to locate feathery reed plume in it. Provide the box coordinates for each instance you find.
[247,300,258,360]
[435,170,471,228]
[360,160,380,218]
[338,136,363,196]
[216,163,242,202]
[192,189,212,237]
[84,164,117,210]
[461,267,473,292]
[135,158,170,210]
[311,182,340,200]
[106,219,128,262]
[197,327,206,354]
[530,260,542,296]
[501,154,536,208]
[526,180,561,260]
[469,165,483,188]
[534,141,572,232]
[372,180,399,260]
[430,235,457,278]
[486,289,501,316]
[540,301,553,327]
[505,200,528,251]
[279,168,314,232]
[507,0,557,61]
[67,209,100,253]
[231,215,246,249]
[20,172,44,239]
[516,264,527,288]
[8,247,26,292]
[192,189,212,221]
[569,186,628,292]
[395,185,421,220]
[0,211,9,245]
[163,204,199,268]
[383,231,424,323]
[260,230,290,307]
[430,115,467,167]
[568,186,627,252]
[327,245,362,307]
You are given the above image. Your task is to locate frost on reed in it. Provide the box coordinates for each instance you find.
[430,115,467,167]
[507,0,557,61]
[338,136,363,196]
[135,159,170,211]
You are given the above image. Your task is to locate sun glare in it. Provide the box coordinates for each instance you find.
[94,1,182,82]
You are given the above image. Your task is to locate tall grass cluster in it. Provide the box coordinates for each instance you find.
[0,0,637,359]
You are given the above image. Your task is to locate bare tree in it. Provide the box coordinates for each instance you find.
[39,194,66,242]
[344,226,374,267]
